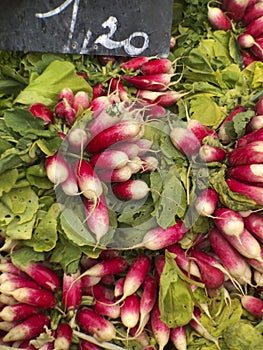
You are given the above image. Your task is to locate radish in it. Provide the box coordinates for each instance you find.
[120,56,152,70]
[0,303,40,322]
[251,36,263,60]
[114,277,125,298]
[81,275,101,290]
[218,105,246,144]
[187,119,217,142]
[236,127,263,147]
[120,294,140,332]
[97,165,132,183]
[89,95,115,119]
[90,150,129,170]
[214,207,245,238]
[237,33,259,49]
[154,254,166,285]
[83,193,109,246]
[62,270,82,312]
[122,73,173,92]
[88,107,123,137]
[55,99,77,127]
[167,244,201,278]
[2,313,50,342]
[76,307,116,342]
[0,260,25,276]
[29,102,53,126]
[109,141,140,159]
[83,283,114,300]
[207,4,232,30]
[243,212,263,242]
[227,164,263,183]
[245,15,263,37]
[94,296,121,319]
[127,156,144,174]
[199,144,227,162]
[170,326,187,350]
[134,138,153,155]
[11,287,56,308]
[92,83,107,100]
[241,295,263,319]
[170,127,200,156]
[67,127,89,154]
[209,227,252,285]
[136,275,157,336]
[61,164,79,196]
[110,78,128,101]
[254,270,263,286]
[115,254,151,304]
[0,294,17,306]
[140,58,173,75]
[194,188,218,217]
[0,276,40,294]
[241,50,257,66]
[79,340,102,350]
[13,261,61,292]
[57,87,74,106]
[0,320,17,332]
[138,89,188,107]
[111,179,150,200]
[80,256,127,278]
[75,159,103,201]
[226,178,263,205]
[246,114,263,132]
[45,152,69,187]
[54,322,72,350]
[150,302,170,350]
[190,250,226,289]
[228,140,263,166]
[224,0,250,21]
[86,121,144,154]
[245,247,263,273]
[141,220,187,250]
[140,156,159,172]
[73,91,90,112]
[255,95,263,115]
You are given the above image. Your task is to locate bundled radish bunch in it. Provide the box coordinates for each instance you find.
[207,0,263,65]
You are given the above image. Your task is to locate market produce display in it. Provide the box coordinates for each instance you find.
[0,0,263,349]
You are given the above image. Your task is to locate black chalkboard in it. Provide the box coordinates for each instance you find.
[0,0,174,57]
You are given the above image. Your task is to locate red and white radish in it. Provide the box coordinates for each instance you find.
[45,152,69,187]
[214,207,245,238]
[11,287,56,309]
[194,188,218,217]
[199,144,227,162]
[207,4,232,30]
[241,295,263,319]
[170,127,200,156]
[243,212,263,242]
[29,102,54,126]
[54,322,72,350]
[150,302,170,350]
[90,150,129,170]
[62,270,82,312]
[112,179,150,200]
[120,294,140,331]
[227,178,263,205]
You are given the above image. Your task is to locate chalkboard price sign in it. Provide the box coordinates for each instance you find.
[0,0,174,57]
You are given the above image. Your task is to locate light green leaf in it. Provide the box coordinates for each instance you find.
[0,168,18,196]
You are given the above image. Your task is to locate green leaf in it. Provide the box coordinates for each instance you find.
[11,246,45,266]
[4,108,45,135]
[0,168,18,196]
[26,163,53,189]
[1,186,38,216]
[159,251,194,328]
[6,214,36,240]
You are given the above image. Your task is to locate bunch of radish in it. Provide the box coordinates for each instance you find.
[207,0,263,65]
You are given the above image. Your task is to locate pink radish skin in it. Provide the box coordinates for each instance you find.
[109,142,140,159]
[134,138,153,155]
[255,95,263,115]
[62,271,82,312]
[194,188,218,217]
[76,307,116,342]
[0,303,40,322]
[187,119,217,142]
[241,295,263,319]
[140,58,173,75]
[0,260,25,275]
[0,276,40,294]
[81,256,128,277]
[228,140,263,166]
[94,296,121,319]
[81,275,101,290]
[120,294,140,330]
[251,37,263,60]
[114,277,125,298]
[86,121,144,154]
[167,244,201,278]
[67,127,89,154]
[190,250,225,289]
[83,284,114,300]
[136,275,157,335]
[110,78,129,101]
[57,87,74,106]
[15,261,61,292]
[170,127,200,156]
[88,107,123,137]
[92,83,107,100]
[55,99,77,126]
[214,207,245,238]
[225,0,250,21]
[79,340,102,350]
[207,5,232,30]
[236,127,263,147]
[3,313,50,342]
[209,227,252,285]
[170,326,187,350]
[227,178,263,205]
[138,89,188,107]
[242,50,257,67]
[90,95,115,119]
[141,220,187,251]
[219,105,246,144]
[83,193,109,245]
[120,56,152,70]
[122,73,173,91]
[75,159,103,200]
[245,15,263,37]
[29,102,54,126]
[11,287,56,308]
[237,33,258,48]
[243,212,263,242]
[54,322,72,350]
[90,150,129,170]
[227,164,263,183]
[150,302,170,350]
[199,144,227,162]
[112,179,150,200]
[45,152,69,187]
[116,254,151,304]
[154,255,166,285]
[245,246,263,273]
[61,164,79,196]
[73,91,90,111]
[246,115,263,133]
[97,165,132,183]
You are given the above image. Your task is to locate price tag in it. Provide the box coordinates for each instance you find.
[0,0,173,57]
